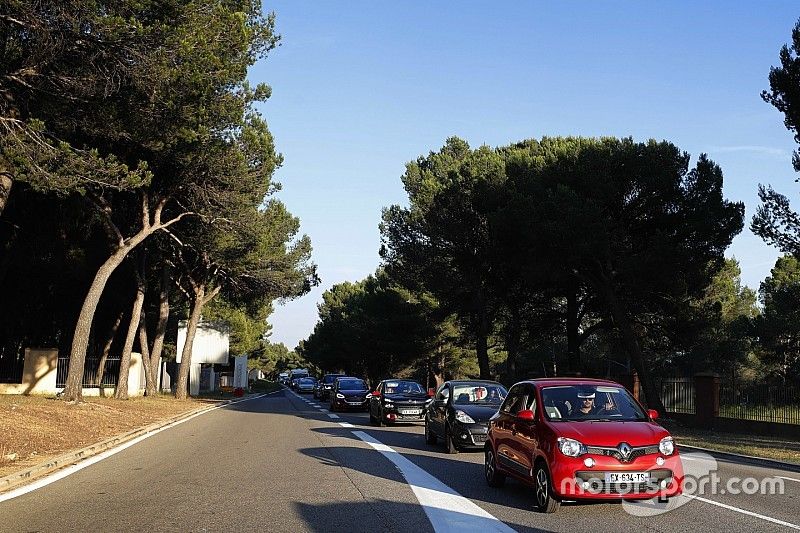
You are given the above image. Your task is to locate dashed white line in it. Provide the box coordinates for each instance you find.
[338,422,355,428]
[686,495,800,530]
[327,414,341,419]
[352,431,515,533]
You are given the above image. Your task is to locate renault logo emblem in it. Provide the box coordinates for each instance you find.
[618,442,632,461]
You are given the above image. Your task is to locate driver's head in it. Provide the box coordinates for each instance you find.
[577,388,595,406]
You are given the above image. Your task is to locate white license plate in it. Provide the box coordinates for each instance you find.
[605,472,650,484]
[400,409,422,415]
[346,401,363,405]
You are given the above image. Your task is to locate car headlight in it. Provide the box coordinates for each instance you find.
[557,437,586,457]
[336,393,345,399]
[659,436,675,456]
[324,385,332,389]
[455,410,475,424]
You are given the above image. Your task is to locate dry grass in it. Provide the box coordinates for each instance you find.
[664,421,800,465]
[0,394,217,479]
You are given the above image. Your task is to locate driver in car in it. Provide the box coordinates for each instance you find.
[574,389,616,417]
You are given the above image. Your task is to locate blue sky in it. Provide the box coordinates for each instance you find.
[250,2,800,350]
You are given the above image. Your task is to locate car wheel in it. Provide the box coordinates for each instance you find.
[376,407,385,427]
[533,462,560,513]
[424,418,437,445]
[445,424,459,454]
[484,447,506,487]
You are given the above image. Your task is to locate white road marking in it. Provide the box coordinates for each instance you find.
[320,409,329,413]
[338,422,355,428]
[352,431,515,533]
[777,475,800,483]
[686,495,800,530]
[327,414,341,419]
[0,394,268,503]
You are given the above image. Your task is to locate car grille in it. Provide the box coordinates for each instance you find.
[585,445,660,463]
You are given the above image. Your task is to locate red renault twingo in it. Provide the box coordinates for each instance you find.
[485,378,683,513]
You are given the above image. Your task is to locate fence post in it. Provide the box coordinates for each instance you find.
[694,372,719,428]
[618,371,640,401]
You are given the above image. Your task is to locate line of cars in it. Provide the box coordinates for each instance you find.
[285,372,684,513]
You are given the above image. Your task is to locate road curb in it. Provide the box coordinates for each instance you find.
[0,393,272,495]
[679,444,800,474]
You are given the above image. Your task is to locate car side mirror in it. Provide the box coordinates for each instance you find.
[427,388,435,398]
[516,409,535,421]
[647,409,659,420]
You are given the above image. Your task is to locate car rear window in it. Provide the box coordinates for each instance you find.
[338,379,366,390]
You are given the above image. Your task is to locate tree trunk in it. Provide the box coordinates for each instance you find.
[0,170,12,217]
[116,273,145,400]
[96,310,124,394]
[566,288,581,373]
[63,243,139,402]
[145,265,171,396]
[476,314,491,380]
[598,282,667,415]
[176,285,205,400]
[504,306,521,384]
[138,311,155,396]
[432,345,446,389]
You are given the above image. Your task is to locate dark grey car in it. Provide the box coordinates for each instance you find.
[425,380,507,453]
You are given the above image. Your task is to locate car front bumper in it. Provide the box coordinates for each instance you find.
[450,421,489,448]
[550,453,683,500]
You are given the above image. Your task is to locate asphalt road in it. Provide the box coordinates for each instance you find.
[1,389,798,532]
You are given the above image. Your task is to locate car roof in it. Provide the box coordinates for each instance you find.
[381,378,422,383]
[447,380,504,386]
[521,377,623,388]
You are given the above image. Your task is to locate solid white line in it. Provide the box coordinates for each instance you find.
[686,495,800,530]
[0,394,267,503]
[777,476,800,483]
[352,431,514,533]
[327,414,340,419]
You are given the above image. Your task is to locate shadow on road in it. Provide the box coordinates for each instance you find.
[293,498,556,533]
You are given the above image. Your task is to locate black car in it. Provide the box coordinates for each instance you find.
[425,380,507,453]
[330,377,370,412]
[314,373,346,400]
[369,379,430,426]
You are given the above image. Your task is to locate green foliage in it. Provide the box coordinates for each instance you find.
[754,255,800,382]
[203,298,272,357]
[301,272,437,384]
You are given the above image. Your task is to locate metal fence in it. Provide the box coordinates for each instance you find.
[658,377,696,414]
[56,356,122,388]
[720,382,800,426]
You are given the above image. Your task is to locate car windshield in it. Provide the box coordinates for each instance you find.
[452,384,507,405]
[338,379,367,390]
[299,378,315,384]
[540,385,647,421]
[384,381,424,394]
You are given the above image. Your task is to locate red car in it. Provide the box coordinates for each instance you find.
[485,378,683,513]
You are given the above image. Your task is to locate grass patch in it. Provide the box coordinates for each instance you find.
[0,394,215,479]
[250,380,281,393]
[662,420,800,465]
